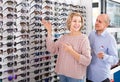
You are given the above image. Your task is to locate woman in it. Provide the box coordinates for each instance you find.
[42,12,91,82]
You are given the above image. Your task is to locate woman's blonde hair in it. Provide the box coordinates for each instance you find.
[66,12,84,31]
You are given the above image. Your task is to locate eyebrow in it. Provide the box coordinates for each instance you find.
[96,19,102,23]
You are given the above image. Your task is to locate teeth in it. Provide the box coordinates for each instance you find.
[75,26,79,28]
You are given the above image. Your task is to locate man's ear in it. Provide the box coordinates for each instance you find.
[105,23,109,28]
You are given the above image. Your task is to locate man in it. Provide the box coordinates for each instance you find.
[86,14,118,82]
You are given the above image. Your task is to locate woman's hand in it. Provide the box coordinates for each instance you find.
[62,43,73,52]
[62,42,80,61]
[41,19,52,35]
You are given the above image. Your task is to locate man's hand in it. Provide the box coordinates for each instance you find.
[97,52,104,59]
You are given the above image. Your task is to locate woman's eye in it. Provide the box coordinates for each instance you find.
[72,20,76,22]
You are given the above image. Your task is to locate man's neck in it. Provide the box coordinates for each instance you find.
[96,28,106,35]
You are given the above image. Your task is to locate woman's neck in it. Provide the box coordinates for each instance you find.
[69,31,81,36]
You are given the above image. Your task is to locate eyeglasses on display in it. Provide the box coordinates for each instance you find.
[0,61,17,68]
[17,15,29,20]
[30,22,41,27]
[3,55,18,61]
[44,0,52,4]
[34,75,42,80]
[3,0,17,6]
[16,2,29,8]
[0,47,30,54]
[30,0,42,4]
[30,4,42,10]
[5,13,17,19]
[20,22,29,27]
[20,53,29,58]
[2,72,29,81]
[3,7,17,12]
[0,34,29,41]
[5,21,16,26]
[17,8,28,13]
[18,78,30,82]
[43,5,52,10]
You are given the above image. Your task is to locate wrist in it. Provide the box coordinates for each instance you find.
[47,32,52,37]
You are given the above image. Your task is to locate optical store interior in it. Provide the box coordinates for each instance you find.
[0,0,120,82]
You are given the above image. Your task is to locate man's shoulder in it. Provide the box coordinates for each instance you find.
[106,32,114,38]
[89,30,96,36]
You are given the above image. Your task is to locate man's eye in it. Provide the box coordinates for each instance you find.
[96,20,102,23]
